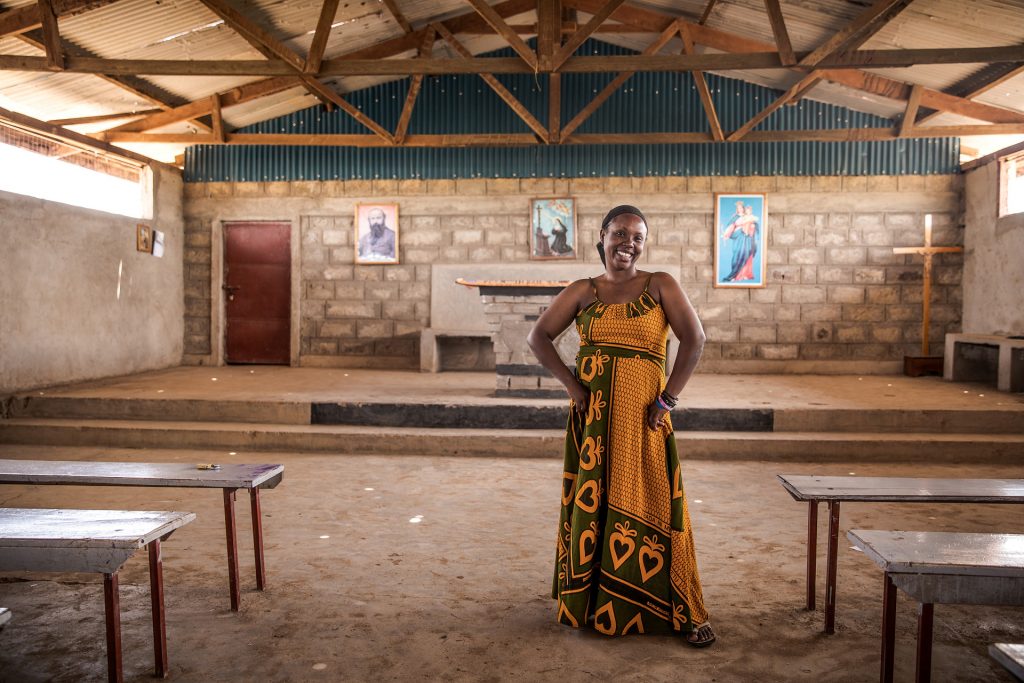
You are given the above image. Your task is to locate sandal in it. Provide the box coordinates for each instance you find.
[686,623,716,648]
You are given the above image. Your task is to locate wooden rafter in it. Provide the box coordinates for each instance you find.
[729,0,917,140]
[536,0,562,64]
[16,31,214,134]
[105,77,298,134]
[36,0,63,70]
[100,121,1024,147]
[5,45,1024,77]
[563,0,1024,127]
[918,61,1024,126]
[0,0,118,40]
[763,0,795,67]
[306,0,341,74]
[394,27,435,144]
[899,84,923,137]
[463,0,538,70]
[560,21,680,140]
[433,22,547,140]
[550,0,626,71]
[196,0,393,141]
[381,0,413,34]
[679,23,723,142]
[698,0,718,25]
[210,94,226,143]
[548,72,561,144]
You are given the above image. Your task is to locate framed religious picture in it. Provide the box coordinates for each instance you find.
[530,197,577,260]
[354,203,400,264]
[713,193,767,288]
[136,223,153,253]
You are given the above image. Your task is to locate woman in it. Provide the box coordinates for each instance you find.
[527,205,714,646]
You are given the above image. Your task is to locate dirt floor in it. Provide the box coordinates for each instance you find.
[0,445,1021,682]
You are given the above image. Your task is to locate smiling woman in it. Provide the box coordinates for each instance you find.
[0,124,148,219]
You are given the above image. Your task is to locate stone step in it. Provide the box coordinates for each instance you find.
[7,397,1024,434]
[1,418,1022,462]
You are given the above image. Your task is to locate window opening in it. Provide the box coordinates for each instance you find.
[0,120,147,218]
[999,150,1024,217]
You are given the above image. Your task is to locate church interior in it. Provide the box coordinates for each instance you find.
[1,0,1023,680]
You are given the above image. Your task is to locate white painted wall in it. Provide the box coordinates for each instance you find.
[963,162,1024,336]
[0,166,184,393]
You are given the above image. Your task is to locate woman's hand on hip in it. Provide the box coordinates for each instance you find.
[646,402,669,431]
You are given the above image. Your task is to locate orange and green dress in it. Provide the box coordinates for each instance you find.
[553,279,709,636]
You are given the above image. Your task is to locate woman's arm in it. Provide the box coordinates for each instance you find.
[527,280,592,411]
[646,272,707,429]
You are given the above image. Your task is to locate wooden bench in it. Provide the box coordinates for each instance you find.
[776,474,1024,634]
[0,459,284,611]
[944,333,1024,392]
[0,508,194,683]
[848,530,1024,683]
[990,643,1024,680]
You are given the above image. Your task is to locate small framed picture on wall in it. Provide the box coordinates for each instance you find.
[354,203,400,264]
[713,193,767,288]
[530,197,577,260]
[136,223,153,253]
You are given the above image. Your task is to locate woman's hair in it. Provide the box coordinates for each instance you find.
[596,205,648,265]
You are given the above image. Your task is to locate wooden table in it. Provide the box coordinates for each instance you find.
[0,459,284,611]
[848,530,1024,683]
[990,643,1024,681]
[776,475,1024,634]
[0,508,195,683]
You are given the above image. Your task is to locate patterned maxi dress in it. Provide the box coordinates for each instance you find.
[553,281,709,636]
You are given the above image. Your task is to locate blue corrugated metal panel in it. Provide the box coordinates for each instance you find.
[185,39,958,181]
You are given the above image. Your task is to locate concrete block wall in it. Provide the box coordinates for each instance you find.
[182,173,963,372]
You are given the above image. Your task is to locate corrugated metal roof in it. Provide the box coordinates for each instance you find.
[1,0,1021,163]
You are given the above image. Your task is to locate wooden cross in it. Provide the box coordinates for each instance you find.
[892,215,963,356]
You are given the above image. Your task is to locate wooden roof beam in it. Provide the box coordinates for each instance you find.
[763,0,795,67]
[731,0,915,141]
[536,0,562,63]
[434,21,547,141]
[679,23,723,142]
[463,0,538,70]
[0,0,118,40]
[559,20,680,140]
[381,0,414,34]
[394,27,435,145]
[306,0,341,74]
[16,30,213,133]
[899,84,923,137]
[549,0,626,71]
[100,122,1024,148]
[37,0,64,70]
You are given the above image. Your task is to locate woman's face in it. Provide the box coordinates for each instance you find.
[601,213,647,270]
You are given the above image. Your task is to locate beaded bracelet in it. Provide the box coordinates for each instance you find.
[654,395,673,412]
[659,389,678,408]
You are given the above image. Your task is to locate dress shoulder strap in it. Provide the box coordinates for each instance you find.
[642,273,654,292]
[588,277,599,296]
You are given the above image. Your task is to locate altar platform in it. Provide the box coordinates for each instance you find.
[2,367,1023,462]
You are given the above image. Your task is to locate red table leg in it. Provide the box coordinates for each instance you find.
[250,487,267,591]
[915,603,934,683]
[806,500,818,611]
[103,572,123,683]
[881,572,897,683]
[148,540,169,678]
[824,501,841,634]
[223,488,241,611]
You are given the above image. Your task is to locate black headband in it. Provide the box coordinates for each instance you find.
[601,205,648,231]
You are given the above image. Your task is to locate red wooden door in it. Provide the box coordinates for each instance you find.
[224,222,291,364]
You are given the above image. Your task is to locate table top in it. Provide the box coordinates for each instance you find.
[778,475,1024,503]
[847,530,1024,577]
[990,643,1024,680]
[0,459,284,489]
[0,508,195,549]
